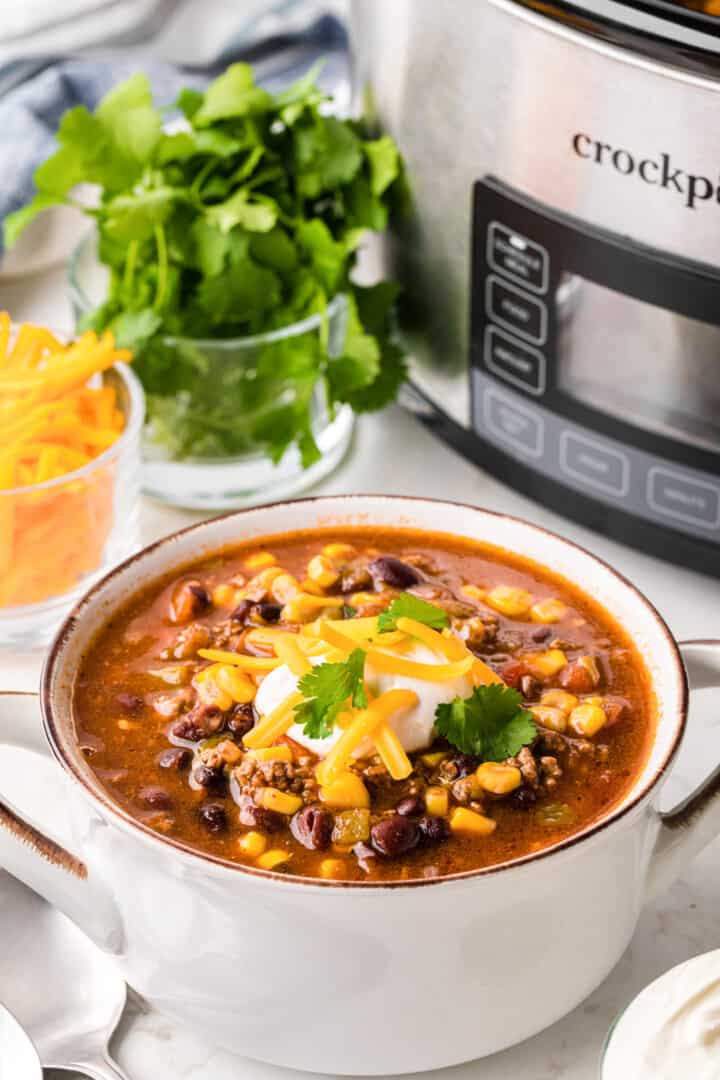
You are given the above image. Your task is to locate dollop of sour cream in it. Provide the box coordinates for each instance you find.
[254,642,473,758]
[603,950,720,1080]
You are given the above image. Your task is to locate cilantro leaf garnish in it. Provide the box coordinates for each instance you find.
[377,592,450,633]
[294,648,368,739]
[434,685,536,762]
[4,64,408,468]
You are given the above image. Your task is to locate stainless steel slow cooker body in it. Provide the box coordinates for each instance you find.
[352,0,720,573]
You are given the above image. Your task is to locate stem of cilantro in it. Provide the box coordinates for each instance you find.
[191,158,217,202]
[154,225,168,310]
[122,240,138,301]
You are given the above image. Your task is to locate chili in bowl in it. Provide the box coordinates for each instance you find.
[0,496,719,1075]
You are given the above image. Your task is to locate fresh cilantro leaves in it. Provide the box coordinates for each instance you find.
[378,592,450,633]
[294,648,368,739]
[434,685,536,762]
[5,63,407,467]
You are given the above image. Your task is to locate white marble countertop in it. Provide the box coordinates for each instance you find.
[2,264,720,1080]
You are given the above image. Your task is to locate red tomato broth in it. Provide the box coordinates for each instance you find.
[73,527,656,881]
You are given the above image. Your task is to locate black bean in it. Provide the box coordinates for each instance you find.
[396,795,424,817]
[199,802,227,833]
[448,753,478,779]
[512,787,538,811]
[230,599,253,624]
[139,786,171,809]
[227,703,254,738]
[256,602,282,624]
[116,692,144,714]
[194,765,226,793]
[238,798,283,833]
[171,705,224,743]
[370,814,420,857]
[418,815,451,846]
[520,674,541,700]
[169,580,210,624]
[368,556,420,591]
[290,805,333,850]
[530,626,551,643]
[157,747,192,771]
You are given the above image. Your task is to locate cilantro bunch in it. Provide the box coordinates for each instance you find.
[4,64,408,465]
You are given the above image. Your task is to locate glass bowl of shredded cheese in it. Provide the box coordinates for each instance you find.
[0,316,144,647]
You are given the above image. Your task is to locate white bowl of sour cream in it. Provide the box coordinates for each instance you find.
[602,950,720,1080]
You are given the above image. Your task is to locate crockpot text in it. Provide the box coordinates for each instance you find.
[572,133,716,210]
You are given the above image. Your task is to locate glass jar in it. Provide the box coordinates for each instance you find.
[68,234,354,511]
[0,362,143,648]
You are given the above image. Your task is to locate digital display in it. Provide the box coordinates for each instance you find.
[555,275,720,453]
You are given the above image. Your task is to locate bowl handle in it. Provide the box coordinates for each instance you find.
[646,640,720,901]
[0,691,123,953]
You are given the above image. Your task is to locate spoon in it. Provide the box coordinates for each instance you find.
[0,1002,43,1080]
[0,870,130,1080]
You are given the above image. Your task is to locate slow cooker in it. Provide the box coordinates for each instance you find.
[352,0,720,574]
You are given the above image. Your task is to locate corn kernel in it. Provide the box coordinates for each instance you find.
[475,762,522,795]
[238,831,267,858]
[485,585,533,618]
[461,584,486,602]
[540,689,578,713]
[319,771,370,810]
[256,849,291,870]
[214,664,256,704]
[569,703,607,737]
[349,591,377,606]
[117,718,139,731]
[531,705,568,733]
[578,655,601,687]
[248,745,293,763]
[583,696,604,707]
[525,649,567,679]
[255,788,304,815]
[421,750,449,767]
[214,738,244,765]
[245,566,284,601]
[282,593,343,624]
[425,786,449,816]
[245,551,277,570]
[450,807,497,836]
[319,858,347,879]
[212,583,238,608]
[270,572,300,604]
[322,542,356,561]
[194,667,233,711]
[530,598,567,624]
[307,554,341,589]
[300,578,326,596]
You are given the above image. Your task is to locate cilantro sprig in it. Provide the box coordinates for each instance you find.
[377,592,450,633]
[294,648,368,740]
[4,64,408,467]
[434,685,536,762]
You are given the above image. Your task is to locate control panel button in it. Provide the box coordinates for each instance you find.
[560,432,630,497]
[484,326,546,396]
[647,467,720,529]
[486,275,547,345]
[487,222,549,294]
[483,387,544,459]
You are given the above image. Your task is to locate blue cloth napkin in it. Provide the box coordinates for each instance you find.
[0,11,347,252]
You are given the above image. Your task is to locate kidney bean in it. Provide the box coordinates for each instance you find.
[238,798,283,833]
[157,747,192,771]
[227,703,254,738]
[396,795,424,817]
[368,556,420,590]
[290,805,333,850]
[501,659,530,690]
[139,786,171,809]
[194,765,226,793]
[199,802,227,833]
[558,661,596,695]
[230,599,253,624]
[370,814,420,857]
[418,815,451,846]
[256,602,282,624]
[116,692,144,714]
[169,580,210,624]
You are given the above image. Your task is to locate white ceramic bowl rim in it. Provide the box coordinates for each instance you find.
[40,496,688,890]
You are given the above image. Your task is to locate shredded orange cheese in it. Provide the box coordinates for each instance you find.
[0,315,132,608]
